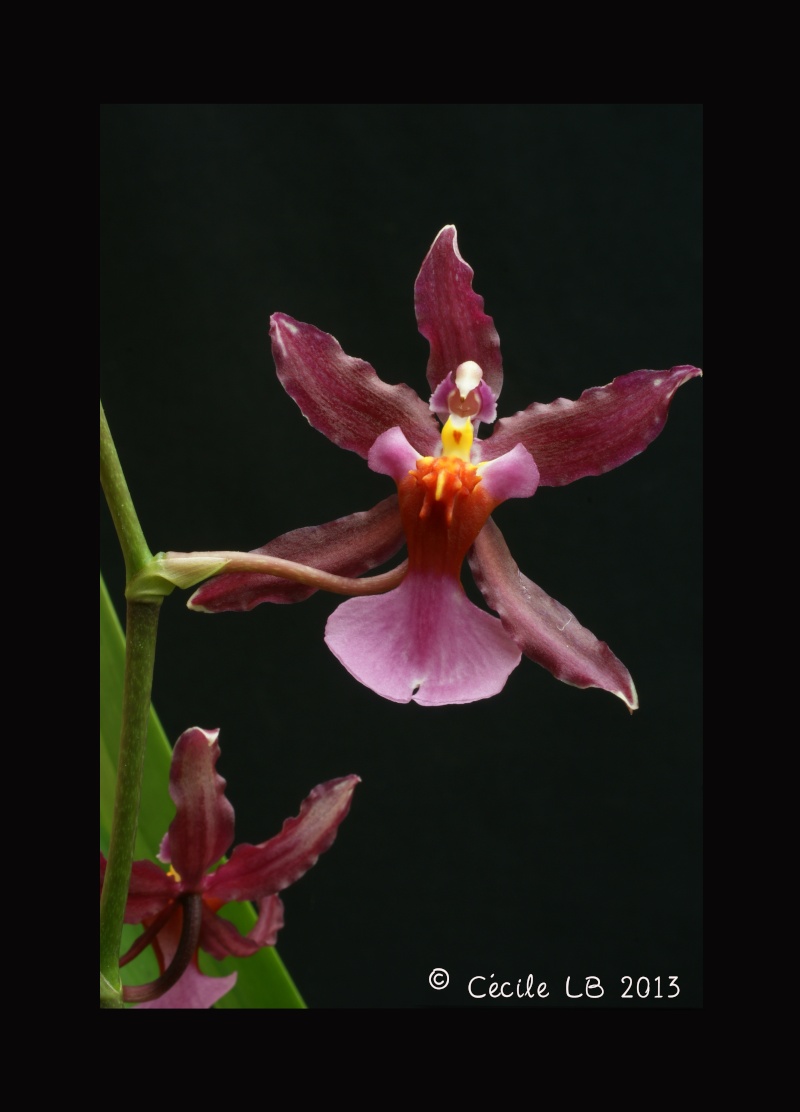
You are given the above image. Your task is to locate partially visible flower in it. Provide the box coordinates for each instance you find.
[128,905,239,1010]
[100,726,358,1008]
[190,226,700,708]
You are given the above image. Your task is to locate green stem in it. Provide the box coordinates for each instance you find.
[99,402,162,1005]
[99,598,162,1003]
[100,402,151,579]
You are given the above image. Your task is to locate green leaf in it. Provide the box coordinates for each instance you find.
[100,574,305,1008]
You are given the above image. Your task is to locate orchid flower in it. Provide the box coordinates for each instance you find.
[189,227,700,708]
[100,726,358,1007]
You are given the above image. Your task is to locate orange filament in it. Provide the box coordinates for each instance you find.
[411,456,482,527]
[398,456,495,580]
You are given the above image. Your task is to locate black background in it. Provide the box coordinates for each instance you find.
[100,104,702,1008]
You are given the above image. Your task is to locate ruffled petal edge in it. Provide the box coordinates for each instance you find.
[162,727,235,889]
[206,776,359,903]
[414,226,503,399]
[270,313,440,459]
[479,366,701,487]
[200,895,285,960]
[469,519,638,710]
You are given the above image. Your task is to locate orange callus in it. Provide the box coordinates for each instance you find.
[397,456,494,580]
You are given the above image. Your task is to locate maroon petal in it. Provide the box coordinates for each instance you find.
[101,851,175,922]
[101,849,175,920]
[206,775,359,903]
[188,496,404,613]
[165,728,236,888]
[271,313,440,459]
[469,519,638,709]
[110,857,177,923]
[125,862,178,921]
[479,366,701,486]
[414,226,503,399]
[200,895,285,960]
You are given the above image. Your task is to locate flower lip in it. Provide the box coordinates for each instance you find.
[322,424,542,705]
[325,573,521,706]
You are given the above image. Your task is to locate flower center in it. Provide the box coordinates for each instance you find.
[398,453,494,579]
[446,360,484,423]
[413,455,482,524]
[429,358,498,433]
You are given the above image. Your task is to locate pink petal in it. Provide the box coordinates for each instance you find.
[188,496,404,612]
[415,226,504,400]
[478,443,540,503]
[206,776,359,903]
[135,962,237,1009]
[478,366,701,486]
[368,427,424,483]
[165,728,235,888]
[469,519,638,709]
[200,895,285,960]
[270,313,440,459]
[133,912,237,1009]
[324,573,521,705]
